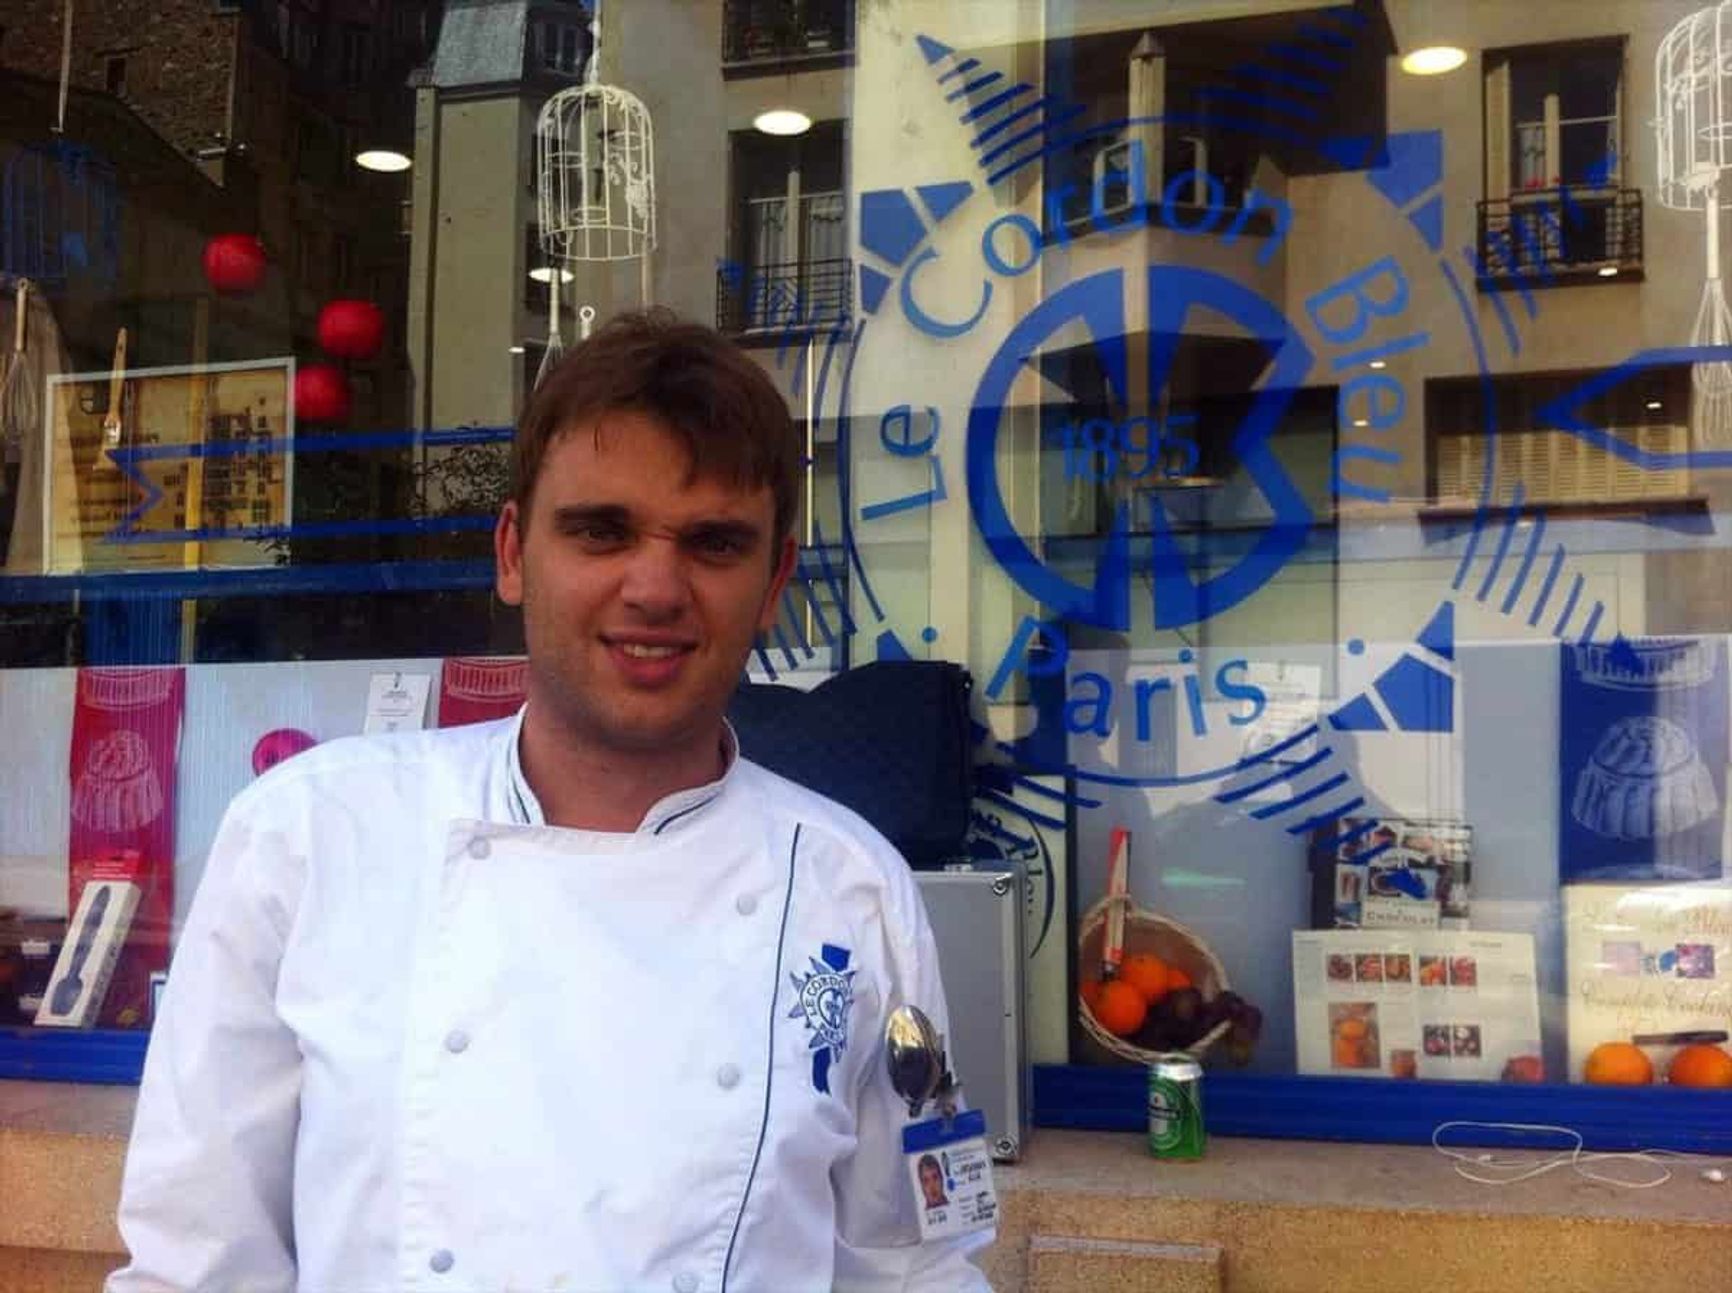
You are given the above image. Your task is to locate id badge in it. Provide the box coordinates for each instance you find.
[902,1108,998,1240]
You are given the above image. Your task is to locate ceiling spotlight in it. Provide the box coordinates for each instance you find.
[528,267,575,284]
[1647,400,1663,411]
[1598,265,1620,277]
[1400,46,1467,76]
[509,345,526,354]
[1369,360,1387,370]
[355,149,412,172]
[1352,419,1370,428]
[753,109,812,137]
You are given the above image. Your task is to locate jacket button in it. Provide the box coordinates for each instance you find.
[429,1249,455,1274]
[715,1063,742,1090]
[672,1273,698,1293]
[444,1029,470,1054]
[467,836,491,860]
[735,893,757,916]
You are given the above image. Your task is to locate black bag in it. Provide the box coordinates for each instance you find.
[727,661,975,867]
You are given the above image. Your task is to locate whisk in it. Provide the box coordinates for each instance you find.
[1690,171,1732,443]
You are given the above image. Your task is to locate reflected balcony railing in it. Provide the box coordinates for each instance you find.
[723,0,852,68]
[1475,187,1643,289]
[717,257,852,336]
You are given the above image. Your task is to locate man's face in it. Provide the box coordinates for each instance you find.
[920,1160,944,1204]
[495,409,795,758]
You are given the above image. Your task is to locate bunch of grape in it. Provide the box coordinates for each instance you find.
[1133,988,1264,1064]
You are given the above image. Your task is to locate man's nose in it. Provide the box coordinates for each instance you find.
[619,536,692,618]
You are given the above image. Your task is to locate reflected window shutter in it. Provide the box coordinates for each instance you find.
[1554,428,1581,503]
[1437,431,1477,503]
[1612,51,1623,185]
[1613,429,1642,498]
[1639,423,1689,498]
[1486,58,1511,201]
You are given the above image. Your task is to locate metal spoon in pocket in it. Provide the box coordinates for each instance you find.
[885,1005,948,1118]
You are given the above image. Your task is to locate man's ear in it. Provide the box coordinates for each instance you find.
[757,533,798,632]
[495,501,525,607]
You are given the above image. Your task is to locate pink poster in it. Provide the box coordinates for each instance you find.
[66,667,184,1027]
[438,656,528,727]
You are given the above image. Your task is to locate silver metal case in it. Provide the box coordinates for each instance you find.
[914,866,1028,1161]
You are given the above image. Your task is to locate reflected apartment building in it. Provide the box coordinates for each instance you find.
[407,0,1729,690]
[26,1,1712,674]
[835,0,1720,670]
[0,0,442,660]
[406,0,851,417]
[406,0,851,612]
[0,0,436,425]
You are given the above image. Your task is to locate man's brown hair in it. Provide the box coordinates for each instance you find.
[512,309,801,544]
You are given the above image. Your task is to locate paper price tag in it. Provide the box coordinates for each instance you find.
[364,672,431,734]
[901,1108,998,1240]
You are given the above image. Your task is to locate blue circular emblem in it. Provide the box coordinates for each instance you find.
[967,265,1316,632]
[800,971,851,1048]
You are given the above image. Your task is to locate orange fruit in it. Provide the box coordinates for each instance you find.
[1117,953,1172,1005]
[1079,978,1105,1014]
[1583,1041,1654,1086]
[1668,1044,1732,1089]
[1167,967,1194,992]
[1092,979,1148,1036]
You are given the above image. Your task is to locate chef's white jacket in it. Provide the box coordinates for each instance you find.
[109,712,994,1291]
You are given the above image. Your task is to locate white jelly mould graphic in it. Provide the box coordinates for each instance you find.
[1572,715,1719,840]
[71,728,164,833]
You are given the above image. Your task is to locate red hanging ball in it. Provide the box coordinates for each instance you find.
[251,728,317,776]
[202,233,268,295]
[294,364,351,423]
[316,298,386,360]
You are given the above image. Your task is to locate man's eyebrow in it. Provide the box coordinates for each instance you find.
[548,505,764,542]
[681,518,764,544]
[550,503,632,528]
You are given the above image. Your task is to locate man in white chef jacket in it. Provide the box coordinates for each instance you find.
[109,312,996,1292]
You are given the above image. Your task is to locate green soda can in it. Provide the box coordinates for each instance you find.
[1146,1053,1206,1160]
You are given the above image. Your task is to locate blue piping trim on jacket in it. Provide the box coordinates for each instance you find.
[721,823,801,1292]
[504,714,539,826]
[652,793,721,835]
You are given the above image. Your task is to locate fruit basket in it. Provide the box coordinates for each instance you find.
[1077,896,1232,1064]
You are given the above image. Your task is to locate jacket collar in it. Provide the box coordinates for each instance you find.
[502,705,738,836]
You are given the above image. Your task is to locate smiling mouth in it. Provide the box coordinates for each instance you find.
[618,642,687,659]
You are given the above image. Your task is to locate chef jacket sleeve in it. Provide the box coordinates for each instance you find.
[829,858,995,1292]
[107,787,305,1293]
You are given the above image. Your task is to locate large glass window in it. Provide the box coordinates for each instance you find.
[0,0,1728,1168]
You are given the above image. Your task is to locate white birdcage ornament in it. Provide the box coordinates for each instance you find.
[533,14,657,386]
[1657,4,1732,443]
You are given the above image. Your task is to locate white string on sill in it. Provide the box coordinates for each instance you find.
[1432,1121,1731,1189]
